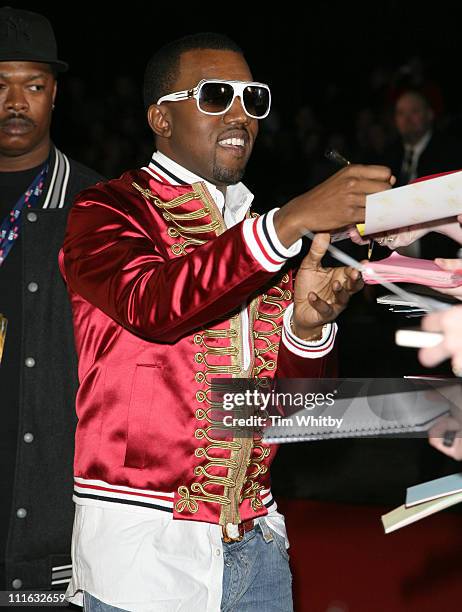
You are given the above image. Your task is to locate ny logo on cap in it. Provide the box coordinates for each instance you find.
[0,15,30,42]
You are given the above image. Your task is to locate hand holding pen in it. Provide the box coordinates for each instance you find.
[273,155,394,248]
[324,149,396,258]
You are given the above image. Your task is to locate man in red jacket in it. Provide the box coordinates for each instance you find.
[62,33,393,612]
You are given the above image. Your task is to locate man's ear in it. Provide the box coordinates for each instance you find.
[148,104,172,139]
[52,79,57,105]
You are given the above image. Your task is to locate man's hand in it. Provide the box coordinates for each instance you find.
[274,164,395,248]
[428,416,462,460]
[291,233,364,340]
[419,304,462,371]
[350,218,462,250]
[429,258,462,300]
[371,225,429,249]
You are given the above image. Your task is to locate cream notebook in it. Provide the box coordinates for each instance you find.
[382,491,462,534]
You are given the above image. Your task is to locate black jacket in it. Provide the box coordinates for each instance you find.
[4,146,104,591]
[382,130,462,187]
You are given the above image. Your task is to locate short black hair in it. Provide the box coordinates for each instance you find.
[143,32,243,111]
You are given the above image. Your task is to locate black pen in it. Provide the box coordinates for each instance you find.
[325,148,351,168]
[324,149,373,258]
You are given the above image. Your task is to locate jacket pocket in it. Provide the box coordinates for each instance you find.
[124,364,160,469]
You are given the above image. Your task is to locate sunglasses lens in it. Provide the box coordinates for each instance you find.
[243,86,270,118]
[198,82,234,113]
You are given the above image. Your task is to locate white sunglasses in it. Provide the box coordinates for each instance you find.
[157,79,271,119]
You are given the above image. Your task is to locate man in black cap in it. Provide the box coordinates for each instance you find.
[0,6,104,592]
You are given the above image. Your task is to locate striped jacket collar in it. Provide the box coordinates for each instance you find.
[40,145,71,209]
[144,151,254,226]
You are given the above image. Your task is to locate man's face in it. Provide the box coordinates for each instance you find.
[153,49,259,186]
[0,61,56,158]
[395,93,433,145]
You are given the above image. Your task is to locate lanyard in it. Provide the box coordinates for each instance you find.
[0,164,48,266]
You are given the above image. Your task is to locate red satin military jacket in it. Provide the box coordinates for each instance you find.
[60,168,333,526]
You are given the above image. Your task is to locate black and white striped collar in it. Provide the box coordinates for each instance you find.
[143,151,254,224]
[146,155,188,186]
[40,145,71,209]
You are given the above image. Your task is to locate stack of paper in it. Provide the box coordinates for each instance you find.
[331,170,462,242]
[382,472,462,533]
[363,252,462,288]
[377,291,456,308]
[364,170,462,235]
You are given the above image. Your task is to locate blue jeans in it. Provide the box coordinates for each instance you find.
[83,592,122,612]
[221,519,293,612]
[83,520,293,612]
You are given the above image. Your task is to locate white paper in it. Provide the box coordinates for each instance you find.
[364,170,462,235]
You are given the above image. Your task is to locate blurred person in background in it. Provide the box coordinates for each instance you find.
[380,89,462,259]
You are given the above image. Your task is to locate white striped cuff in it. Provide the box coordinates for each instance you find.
[242,209,302,272]
[282,304,337,358]
[264,208,302,258]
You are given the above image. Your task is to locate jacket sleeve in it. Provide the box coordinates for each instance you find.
[275,339,338,378]
[63,187,291,343]
[275,289,339,378]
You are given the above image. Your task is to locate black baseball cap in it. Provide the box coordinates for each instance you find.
[0,7,68,71]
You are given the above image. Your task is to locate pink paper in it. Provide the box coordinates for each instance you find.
[363,252,462,288]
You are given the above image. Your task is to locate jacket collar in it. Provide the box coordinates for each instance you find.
[144,151,254,226]
[40,144,71,209]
